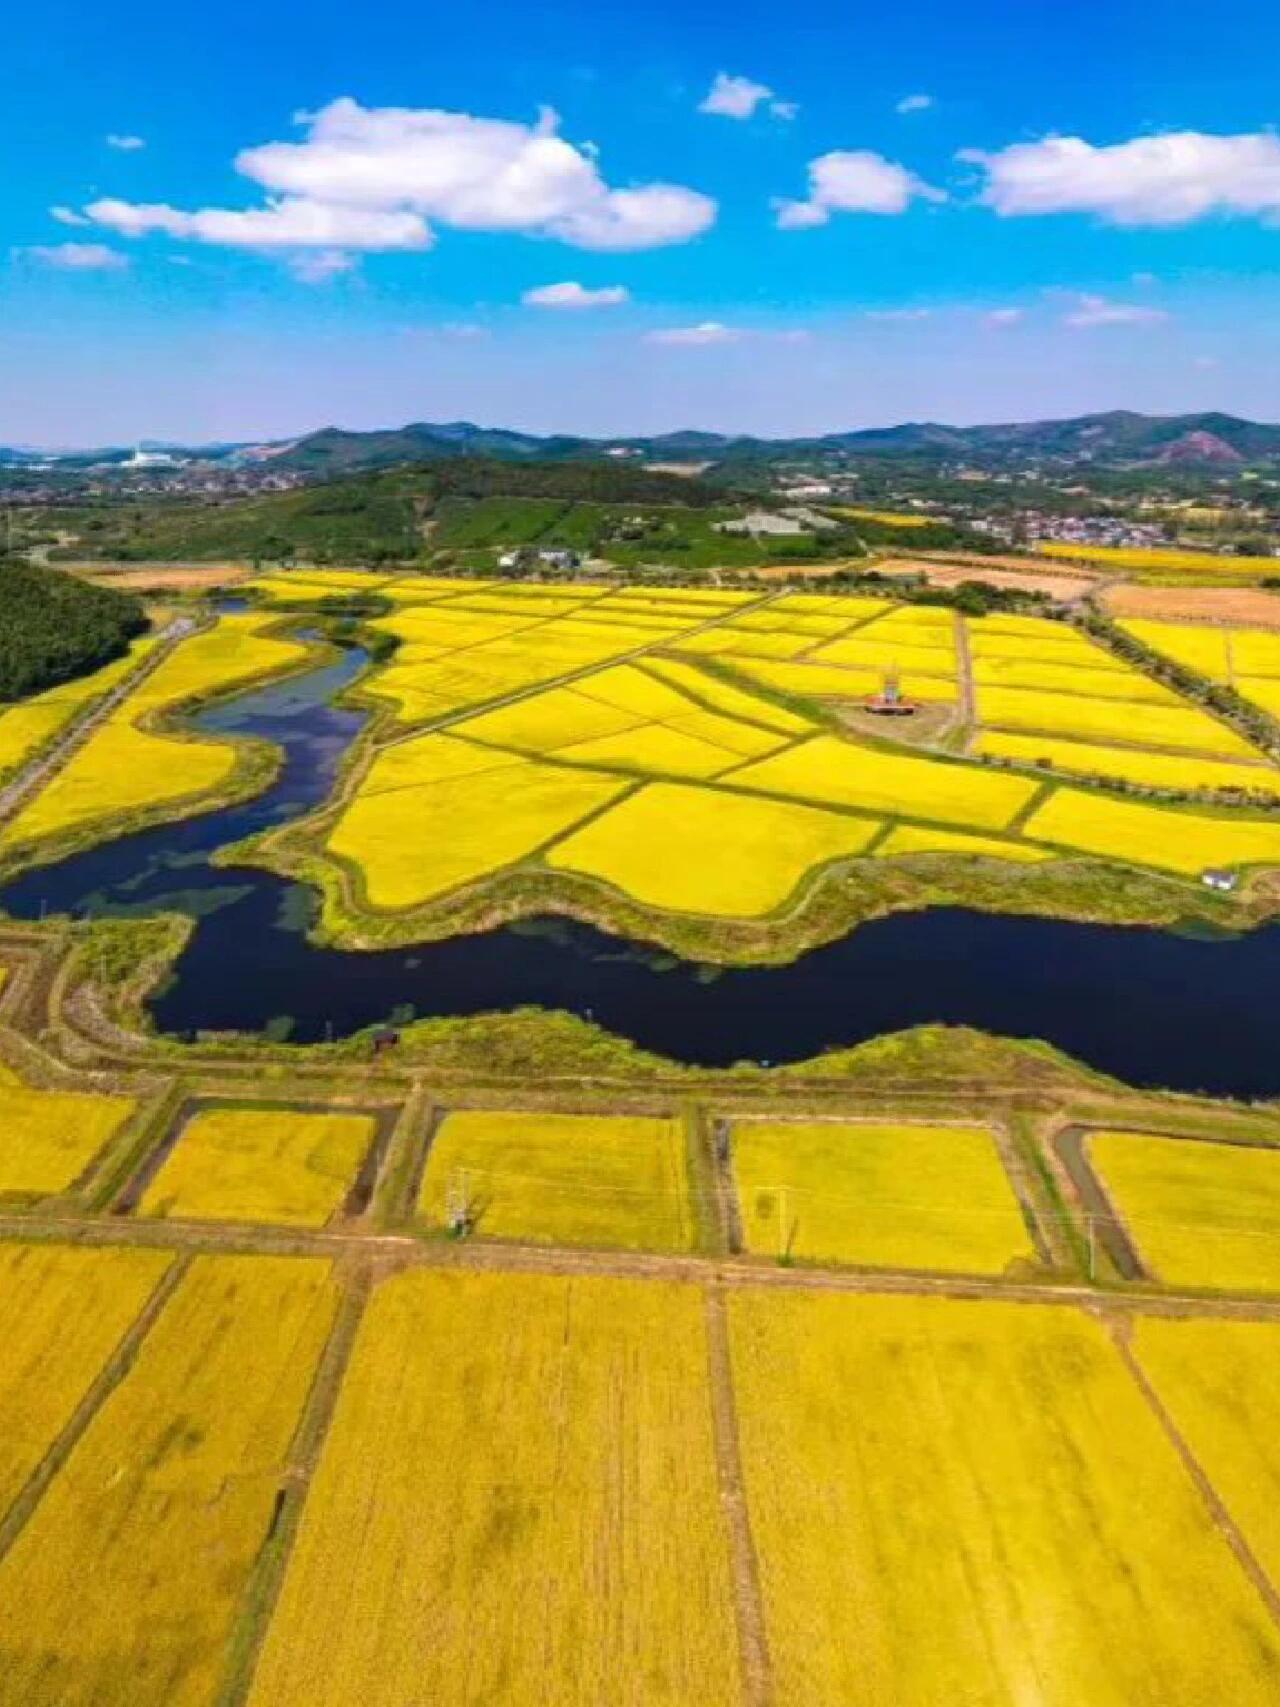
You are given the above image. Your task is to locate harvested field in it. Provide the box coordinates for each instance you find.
[0,1244,172,1517]
[138,1106,376,1226]
[1025,788,1280,874]
[900,561,1096,599]
[418,1109,694,1250]
[730,734,1036,830]
[732,1120,1033,1273]
[0,1254,340,1707]
[84,564,252,592]
[546,780,881,915]
[729,1291,1280,1706]
[1090,1130,1280,1291]
[248,1270,741,1707]
[1102,584,1280,627]
[0,1061,136,1199]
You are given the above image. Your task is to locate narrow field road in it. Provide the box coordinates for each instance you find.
[0,616,196,823]
[953,608,977,733]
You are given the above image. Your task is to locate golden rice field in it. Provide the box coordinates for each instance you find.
[0,1254,340,1707]
[1025,787,1280,874]
[1090,1131,1280,1291]
[728,1291,1280,1706]
[0,1244,172,1518]
[138,1106,375,1226]
[732,1120,1033,1273]
[0,616,309,858]
[975,680,1255,756]
[835,506,932,527]
[871,822,1051,861]
[1119,617,1280,722]
[726,655,956,703]
[730,734,1035,830]
[1134,1317,1280,1590]
[1040,541,1280,576]
[418,1110,694,1251]
[0,1061,136,1200]
[0,637,159,782]
[974,728,1280,796]
[328,751,630,910]
[248,1270,742,1707]
[546,780,881,915]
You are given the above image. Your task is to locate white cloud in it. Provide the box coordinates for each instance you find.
[982,306,1024,327]
[645,321,740,345]
[236,98,715,250]
[699,73,772,119]
[522,280,629,308]
[288,249,358,282]
[896,94,934,115]
[87,194,432,251]
[106,133,146,151]
[1061,293,1170,328]
[76,98,715,260]
[50,205,90,227]
[17,242,128,270]
[864,306,932,321]
[961,131,1280,226]
[769,101,799,121]
[776,149,944,228]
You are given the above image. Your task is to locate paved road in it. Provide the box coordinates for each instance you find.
[0,617,195,822]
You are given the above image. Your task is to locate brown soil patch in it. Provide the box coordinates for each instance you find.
[919,550,1097,577]
[81,564,253,591]
[1102,584,1280,628]
[902,561,1095,600]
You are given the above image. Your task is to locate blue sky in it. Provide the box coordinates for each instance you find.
[3,0,1280,443]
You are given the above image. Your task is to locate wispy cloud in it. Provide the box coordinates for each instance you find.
[776,150,944,228]
[698,72,795,121]
[1061,293,1170,328]
[864,307,932,322]
[106,133,146,151]
[50,205,90,228]
[895,94,934,115]
[981,306,1024,327]
[645,321,740,346]
[16,242,128,271]
[288,249,358,283]
[522,280,630,309]
[961,130,1280,226]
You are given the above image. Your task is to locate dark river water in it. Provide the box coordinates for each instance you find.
[3,643,1280,1098]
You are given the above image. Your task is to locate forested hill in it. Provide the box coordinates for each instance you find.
[0,560,147,701]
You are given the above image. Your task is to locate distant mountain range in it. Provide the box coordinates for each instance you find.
[8,411,1280,475]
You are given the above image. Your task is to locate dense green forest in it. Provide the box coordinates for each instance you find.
[0,559,148,701]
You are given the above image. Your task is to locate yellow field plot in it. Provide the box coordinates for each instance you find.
[443,593,596,620]
[732,734,1035,830]
[1025,788,1280,874]
[972,655,1182,702]
[1118,618,1231,679]
[733,1120,1032,1272]
[1090,1130,1280,1290]
[369,606,540,648]
[608,585,754,608]
[974,729,1280,796]
[561,608,693,634]
[249,1270,739,1707]
[857,603,956,641]
[127,614,308,716]
[875,823,1052,861]
[977,682,1256,755]
[641,657,814,733]
[450,683,646,754]
[1238,675,1280,717]
[1041,541,1279,574]
[547,780,880,915]
[555,722,739,777]
[0,1062,136,1199]
[567,661,697,719]
[808,634,958,677]
[0,637,159,782]
[139,1106,375,1226]
[0,717,239,855]
[770,593,889,619]
[330,757,631,908]
[419,1110,693,1250]
[0,1254,339,1707]
[354,733,525,800]
[279,569,391,591]
[674,626,818,661]
[1232,629,1280,677]
[0,1244,172,1519]
[664,709,790,759]
[1134,1318,1280,1592]
[730,1291,1280,1705]
[729,656,955,703]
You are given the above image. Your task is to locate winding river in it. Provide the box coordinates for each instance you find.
[3,643,1280,1097]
